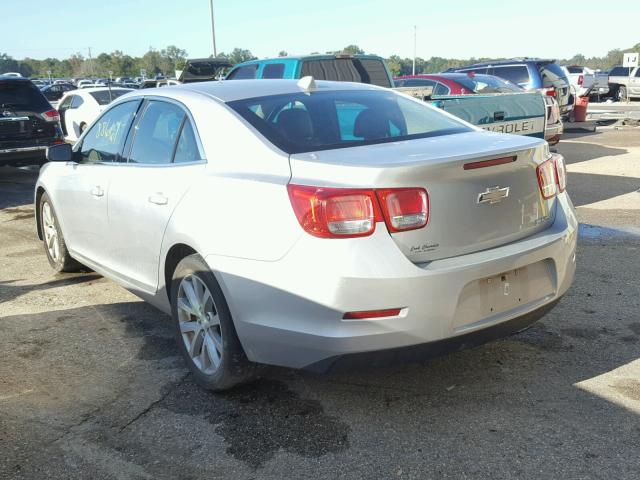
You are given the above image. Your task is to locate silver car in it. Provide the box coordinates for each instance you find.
[36,79,577,390]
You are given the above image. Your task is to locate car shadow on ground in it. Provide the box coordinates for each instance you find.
[556,141,627,164]
[0,274,102,304]
[567,172,640,207]
[0,166,39,209]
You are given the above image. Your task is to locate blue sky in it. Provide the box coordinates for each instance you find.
[3,0,639,60]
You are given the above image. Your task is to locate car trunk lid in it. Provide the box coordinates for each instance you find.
[289,131,555,262]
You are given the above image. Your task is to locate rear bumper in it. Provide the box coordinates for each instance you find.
[545,121,563,145]
[208,192,577,370]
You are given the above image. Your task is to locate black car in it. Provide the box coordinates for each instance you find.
[0,76,64,167]
[40,82,76,102]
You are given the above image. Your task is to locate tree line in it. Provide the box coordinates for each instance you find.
[1,42,638,79]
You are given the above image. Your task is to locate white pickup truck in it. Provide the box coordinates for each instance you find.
[563,65,609,97]
[607,66,640,101]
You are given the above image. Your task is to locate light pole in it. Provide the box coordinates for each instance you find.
[412,25,416,75]
[209,0,217,58]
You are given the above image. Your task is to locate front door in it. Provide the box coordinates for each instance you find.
[106,99,206,293]
[53,99,141,266]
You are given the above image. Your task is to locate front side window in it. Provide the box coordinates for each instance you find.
[78,100,140,163]
[228,90,471,154]
[127,101,185,164]
[70,95,84,108]
[262,63,285,79]
[89,89,132,106]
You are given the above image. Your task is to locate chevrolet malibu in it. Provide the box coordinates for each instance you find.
[36,79,577,390]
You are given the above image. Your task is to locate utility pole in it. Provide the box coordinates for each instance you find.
[209,0,217,58]
[88,47,94,77]
[412,25,416,75]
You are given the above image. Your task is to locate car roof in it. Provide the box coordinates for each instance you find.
[454,58,556,69]
[162,79,383,103]
[0,75,31,82]
[232,54,384,67]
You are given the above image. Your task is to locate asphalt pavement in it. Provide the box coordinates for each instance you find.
[1,128,639,479]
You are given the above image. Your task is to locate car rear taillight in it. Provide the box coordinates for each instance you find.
[43,109,60,122]
[287,185,382,238]
[376,188,429,232]
[543,87,556,97]
[577,75,584,86]
[537,159,558,199]
[287,185,429,238]
[553,154,567,192]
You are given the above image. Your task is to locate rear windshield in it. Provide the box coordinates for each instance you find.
[609,66,631,76]
[89,89,132,105]
[300,58,392,88]
[0,80,50,111]
[538,62,569,88]
[565,66,583,74]
[228,90,471,154]
[455,74,523,93]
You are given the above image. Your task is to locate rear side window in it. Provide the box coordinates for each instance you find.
[227,65,258,80]
[128,101,185,164]
[228,90,470,154]
[300,58,392,87]
[0,81,50,111]
[538,63,569,88]
[173,120,201,163]
[492,65,530,85]
[458,67,490,75]
[609,67,631,76]
[262,63,285,79]
[79,100,140,163]
[433,83,450,95]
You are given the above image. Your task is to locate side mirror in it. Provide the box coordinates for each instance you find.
[46,143,73,162]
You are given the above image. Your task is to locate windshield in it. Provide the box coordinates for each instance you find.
[0,80,50,111]
[89,89,133,105]
[455,74,523,93]
[228,90,472,154]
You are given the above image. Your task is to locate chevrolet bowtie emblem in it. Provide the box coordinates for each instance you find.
[477,186,510,204]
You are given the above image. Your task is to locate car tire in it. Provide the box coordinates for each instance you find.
[39,192,83,272]
[617,86,628,102]
[171,254,257,391]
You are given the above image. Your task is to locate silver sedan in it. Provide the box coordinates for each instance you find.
[35,79,577,390]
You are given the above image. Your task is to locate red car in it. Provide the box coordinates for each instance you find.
[394,73,522,95]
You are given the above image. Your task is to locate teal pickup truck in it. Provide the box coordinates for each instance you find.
[226,55,554,143]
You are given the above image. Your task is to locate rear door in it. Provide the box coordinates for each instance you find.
[630,68,640,96]
[106,99,206,293]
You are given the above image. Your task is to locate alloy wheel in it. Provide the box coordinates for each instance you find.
[42,202,60,263]
[177,274,224,374]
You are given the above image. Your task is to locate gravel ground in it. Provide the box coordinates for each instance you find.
[1,128,639,480]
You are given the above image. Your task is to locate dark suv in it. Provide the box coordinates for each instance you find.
[0,76,64,167]
[449,59,573,115]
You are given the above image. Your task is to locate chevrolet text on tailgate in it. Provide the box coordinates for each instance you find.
[36,79,577,391]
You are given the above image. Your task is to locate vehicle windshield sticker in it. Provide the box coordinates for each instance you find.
[95,120,126,144]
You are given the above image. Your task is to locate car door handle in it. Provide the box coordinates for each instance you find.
[148,193,168,205]
[494,111,505,121]
[90,186,104,197]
